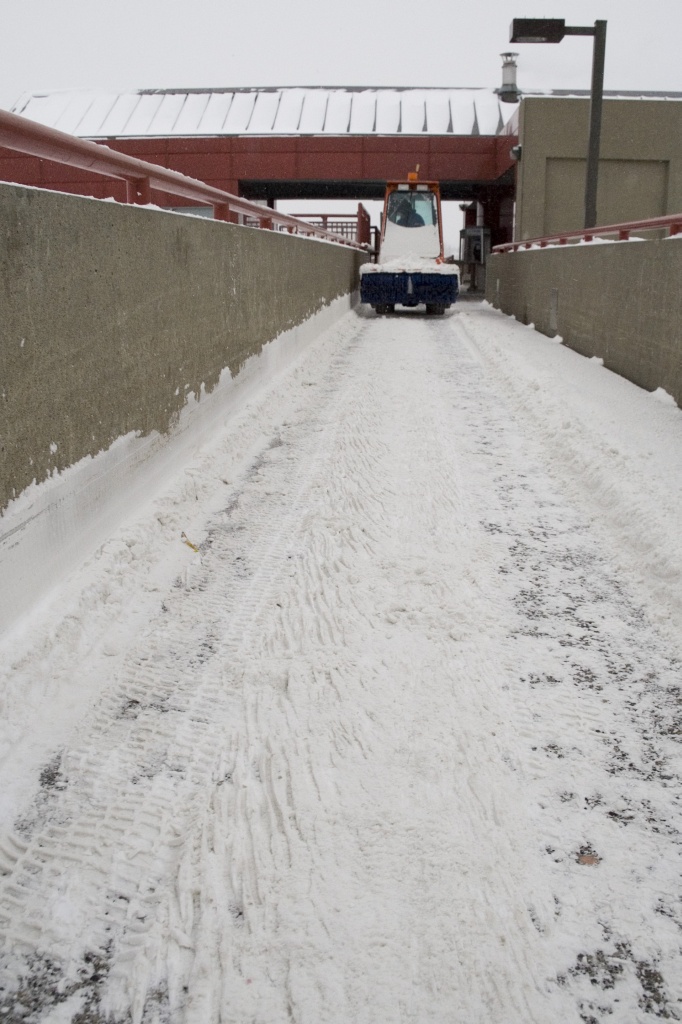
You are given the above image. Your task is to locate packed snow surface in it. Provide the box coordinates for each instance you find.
[0,304,681,1024]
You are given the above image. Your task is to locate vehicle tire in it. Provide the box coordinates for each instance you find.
[426,304,445,316]
[375,304,394,315]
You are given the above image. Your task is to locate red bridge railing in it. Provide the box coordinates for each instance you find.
[493,213,682,253]
[0,109,367,250]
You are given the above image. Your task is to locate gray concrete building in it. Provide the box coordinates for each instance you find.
[509,94,682,240]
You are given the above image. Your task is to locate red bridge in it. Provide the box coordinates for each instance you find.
[1,86,518,247]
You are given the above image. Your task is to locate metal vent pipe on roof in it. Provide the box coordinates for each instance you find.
[498,53,520,103]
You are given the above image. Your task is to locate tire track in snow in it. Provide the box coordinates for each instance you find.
[0,324,377,1022]
[170,313,578,1024]
[442,309,682,1022]
[0,307,680,1024]
[0,311,558,1024]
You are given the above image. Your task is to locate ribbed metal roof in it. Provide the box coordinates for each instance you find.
[11,87,517,138]
[12,87,682,141]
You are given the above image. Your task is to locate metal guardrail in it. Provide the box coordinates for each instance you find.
[0,109,367,250]
[286,206,372,246]
[266,216,357,239]
[492,213,682,253]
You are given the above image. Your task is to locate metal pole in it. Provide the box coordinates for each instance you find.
[584,20,607,228]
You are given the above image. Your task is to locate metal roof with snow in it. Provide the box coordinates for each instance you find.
[12,87,521,138]
[11,86,682,142]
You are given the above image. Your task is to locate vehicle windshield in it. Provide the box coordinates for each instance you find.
[386,189,438,228]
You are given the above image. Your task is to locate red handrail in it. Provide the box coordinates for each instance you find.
[493,213,682,253]
[0,109,367,250]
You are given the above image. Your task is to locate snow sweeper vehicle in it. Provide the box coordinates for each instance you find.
[360,171,459,315]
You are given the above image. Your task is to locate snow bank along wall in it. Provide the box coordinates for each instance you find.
[486,240,682,407]
[0,182,366,630]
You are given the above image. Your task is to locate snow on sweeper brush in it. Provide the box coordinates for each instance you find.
[360,170,459,315]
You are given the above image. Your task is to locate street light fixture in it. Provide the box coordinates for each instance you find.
[510,17,607,229]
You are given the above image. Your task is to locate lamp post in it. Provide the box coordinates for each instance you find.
[510,18,607,229]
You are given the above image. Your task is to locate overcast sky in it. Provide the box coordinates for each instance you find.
[1,0,680,111]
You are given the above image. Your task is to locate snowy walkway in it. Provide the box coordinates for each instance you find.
[1,304,681,1024]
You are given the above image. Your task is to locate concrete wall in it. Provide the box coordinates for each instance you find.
[486,239,682,406]
[515,98,682,240]
[1,183,365,514]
